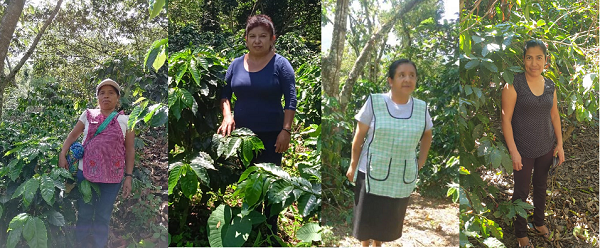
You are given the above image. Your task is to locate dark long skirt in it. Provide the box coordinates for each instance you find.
[352,171,410,242]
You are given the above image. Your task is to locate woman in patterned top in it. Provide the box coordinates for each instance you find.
[501,39,565,248]
[345,59,433,246]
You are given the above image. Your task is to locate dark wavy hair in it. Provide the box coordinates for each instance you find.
[523,39,547,58]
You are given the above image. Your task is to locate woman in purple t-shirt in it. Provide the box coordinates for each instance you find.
[217,14,297,238]
[501,40,565,247]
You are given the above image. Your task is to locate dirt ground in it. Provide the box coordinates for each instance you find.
[476,126,599,248]
[322,192,459,247]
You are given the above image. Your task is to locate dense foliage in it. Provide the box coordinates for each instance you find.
[459,0,599,247]
[167,0,321,246]
[0,1,168,247]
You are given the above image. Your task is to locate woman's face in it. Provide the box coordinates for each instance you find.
[97,85,119,110]
[388,63,417,96]
[524,46,547,77]
[245,26,274,55]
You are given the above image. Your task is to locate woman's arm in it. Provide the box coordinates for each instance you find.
[418,129,433,169]
[346,121,370,183]
[274,109,295,153]
[550,90,564,165]
[122,129,135,198]
[501,83,523,171]
[59,121,85,169]
[217,98,235,136]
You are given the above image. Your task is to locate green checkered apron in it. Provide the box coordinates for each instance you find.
[359,94,427,198]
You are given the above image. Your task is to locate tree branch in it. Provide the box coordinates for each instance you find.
[6,0,64,81]
[0,0,26,77]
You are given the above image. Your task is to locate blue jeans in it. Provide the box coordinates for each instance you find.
[76,170,121,248]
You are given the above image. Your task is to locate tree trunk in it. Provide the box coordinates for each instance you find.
[0,0,63,120]
[339,0,421,111]
[322,0,350,98]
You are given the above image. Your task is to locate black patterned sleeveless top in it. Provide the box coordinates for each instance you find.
[511,73,556,158]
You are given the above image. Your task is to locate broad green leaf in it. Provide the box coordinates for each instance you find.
[224,216,252,247]
[40,175,55,205]
[482,61,498,73]
[267,180,293,204]
[249,136,265,155]
[152,46,167,72]
[23,217,47,248]
[150,105,168,127]
[46,210,65,227]
[297,193,318,217]
[256,163,290,180]
[231,127,256,137]
[144,38,168,71]
[180,167,199,198]
[244,173,263,207]
[208,205,231,247]
[460,33,472,55]
[224,137,242,160]
[168,163,183,195]
[246,210,266,225]
[179,88,194,108]
[7,213,29,248]
[296,223,321,242]
[490,148,502,169]
[241,138,254,167]
[149,0,165,19]
[238,166,258,183]
[189,59,202,86]
[197,57,209,71]
[174,62,188,84]
[79,179,93,203]
[464,59,480,70]
[502,71,514,84]
[22,177,40,208]
[143,103,160,124]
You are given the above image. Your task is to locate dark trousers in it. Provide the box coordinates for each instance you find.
[76,170,121,248]
[253,131,283,235]
[512,149,553,238]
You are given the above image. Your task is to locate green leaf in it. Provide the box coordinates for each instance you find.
[208,205,232,247]
[150,105,168,127]
[461,33,472,55]
[46,210,65,227]
[168,163,183,195]
[23,217,47,248]
[224,137,243,160]
[152,46,167,72]
[465,59,480,70]
[175,62,188,84]
[246,210,266,225]
[149,0,165,19]
[40,175,55,205]
[267,180,293,204]
[490,148,502,169]
[79,179,93,204]
[22,177,40,208]
[256,163,291,180]
[238,166,258,183]
[482,61,498,73]
[502,71,514,84]
[190,59,202,86]
[231,127,256,137]
[241,138,254,167]
[224,216,252,247]
[7,213,29,248]
[144,38,168,72]
[244,174,264,207]
[296,223,321,242]
[297,193,318,217]
[180,166,199,198]
[179,88,194,108]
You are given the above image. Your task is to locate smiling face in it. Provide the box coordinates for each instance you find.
[245,26,275,55]
[388,63,417,96]
[97,85,119,111]
[524,46,547,77]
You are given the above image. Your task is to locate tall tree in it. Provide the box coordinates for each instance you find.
[0,0,63,119]
[322,0,349,98]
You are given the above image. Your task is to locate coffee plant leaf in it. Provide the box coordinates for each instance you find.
[224,216,252,246]
[241,138,253,167]
[180,167,199,198]
[244,173,264,207]
[45,210,65,227]
[207,204,231,247]
[246,210,266,225]
[224,137,242,160]
[168,162,184,195]
[40,174,55,205]
[297,193,318,217]
[190,152,215,170]
[230,127,255,137]
[267,180,293,204]
[22,177,40,208]
[79,180,93,204]
[7,213,28,248]
[296,223,321,242]
[255,163,290,180]
[237,166,258,183]
[22,216,47,248]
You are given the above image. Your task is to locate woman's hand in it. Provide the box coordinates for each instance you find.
[554,144,565,166]
[346,166,356,183]
[59,153,68,169]
[274,130,291,153]
[122,177,132,198]
[511,151,523,171]
[217,116,235,136]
